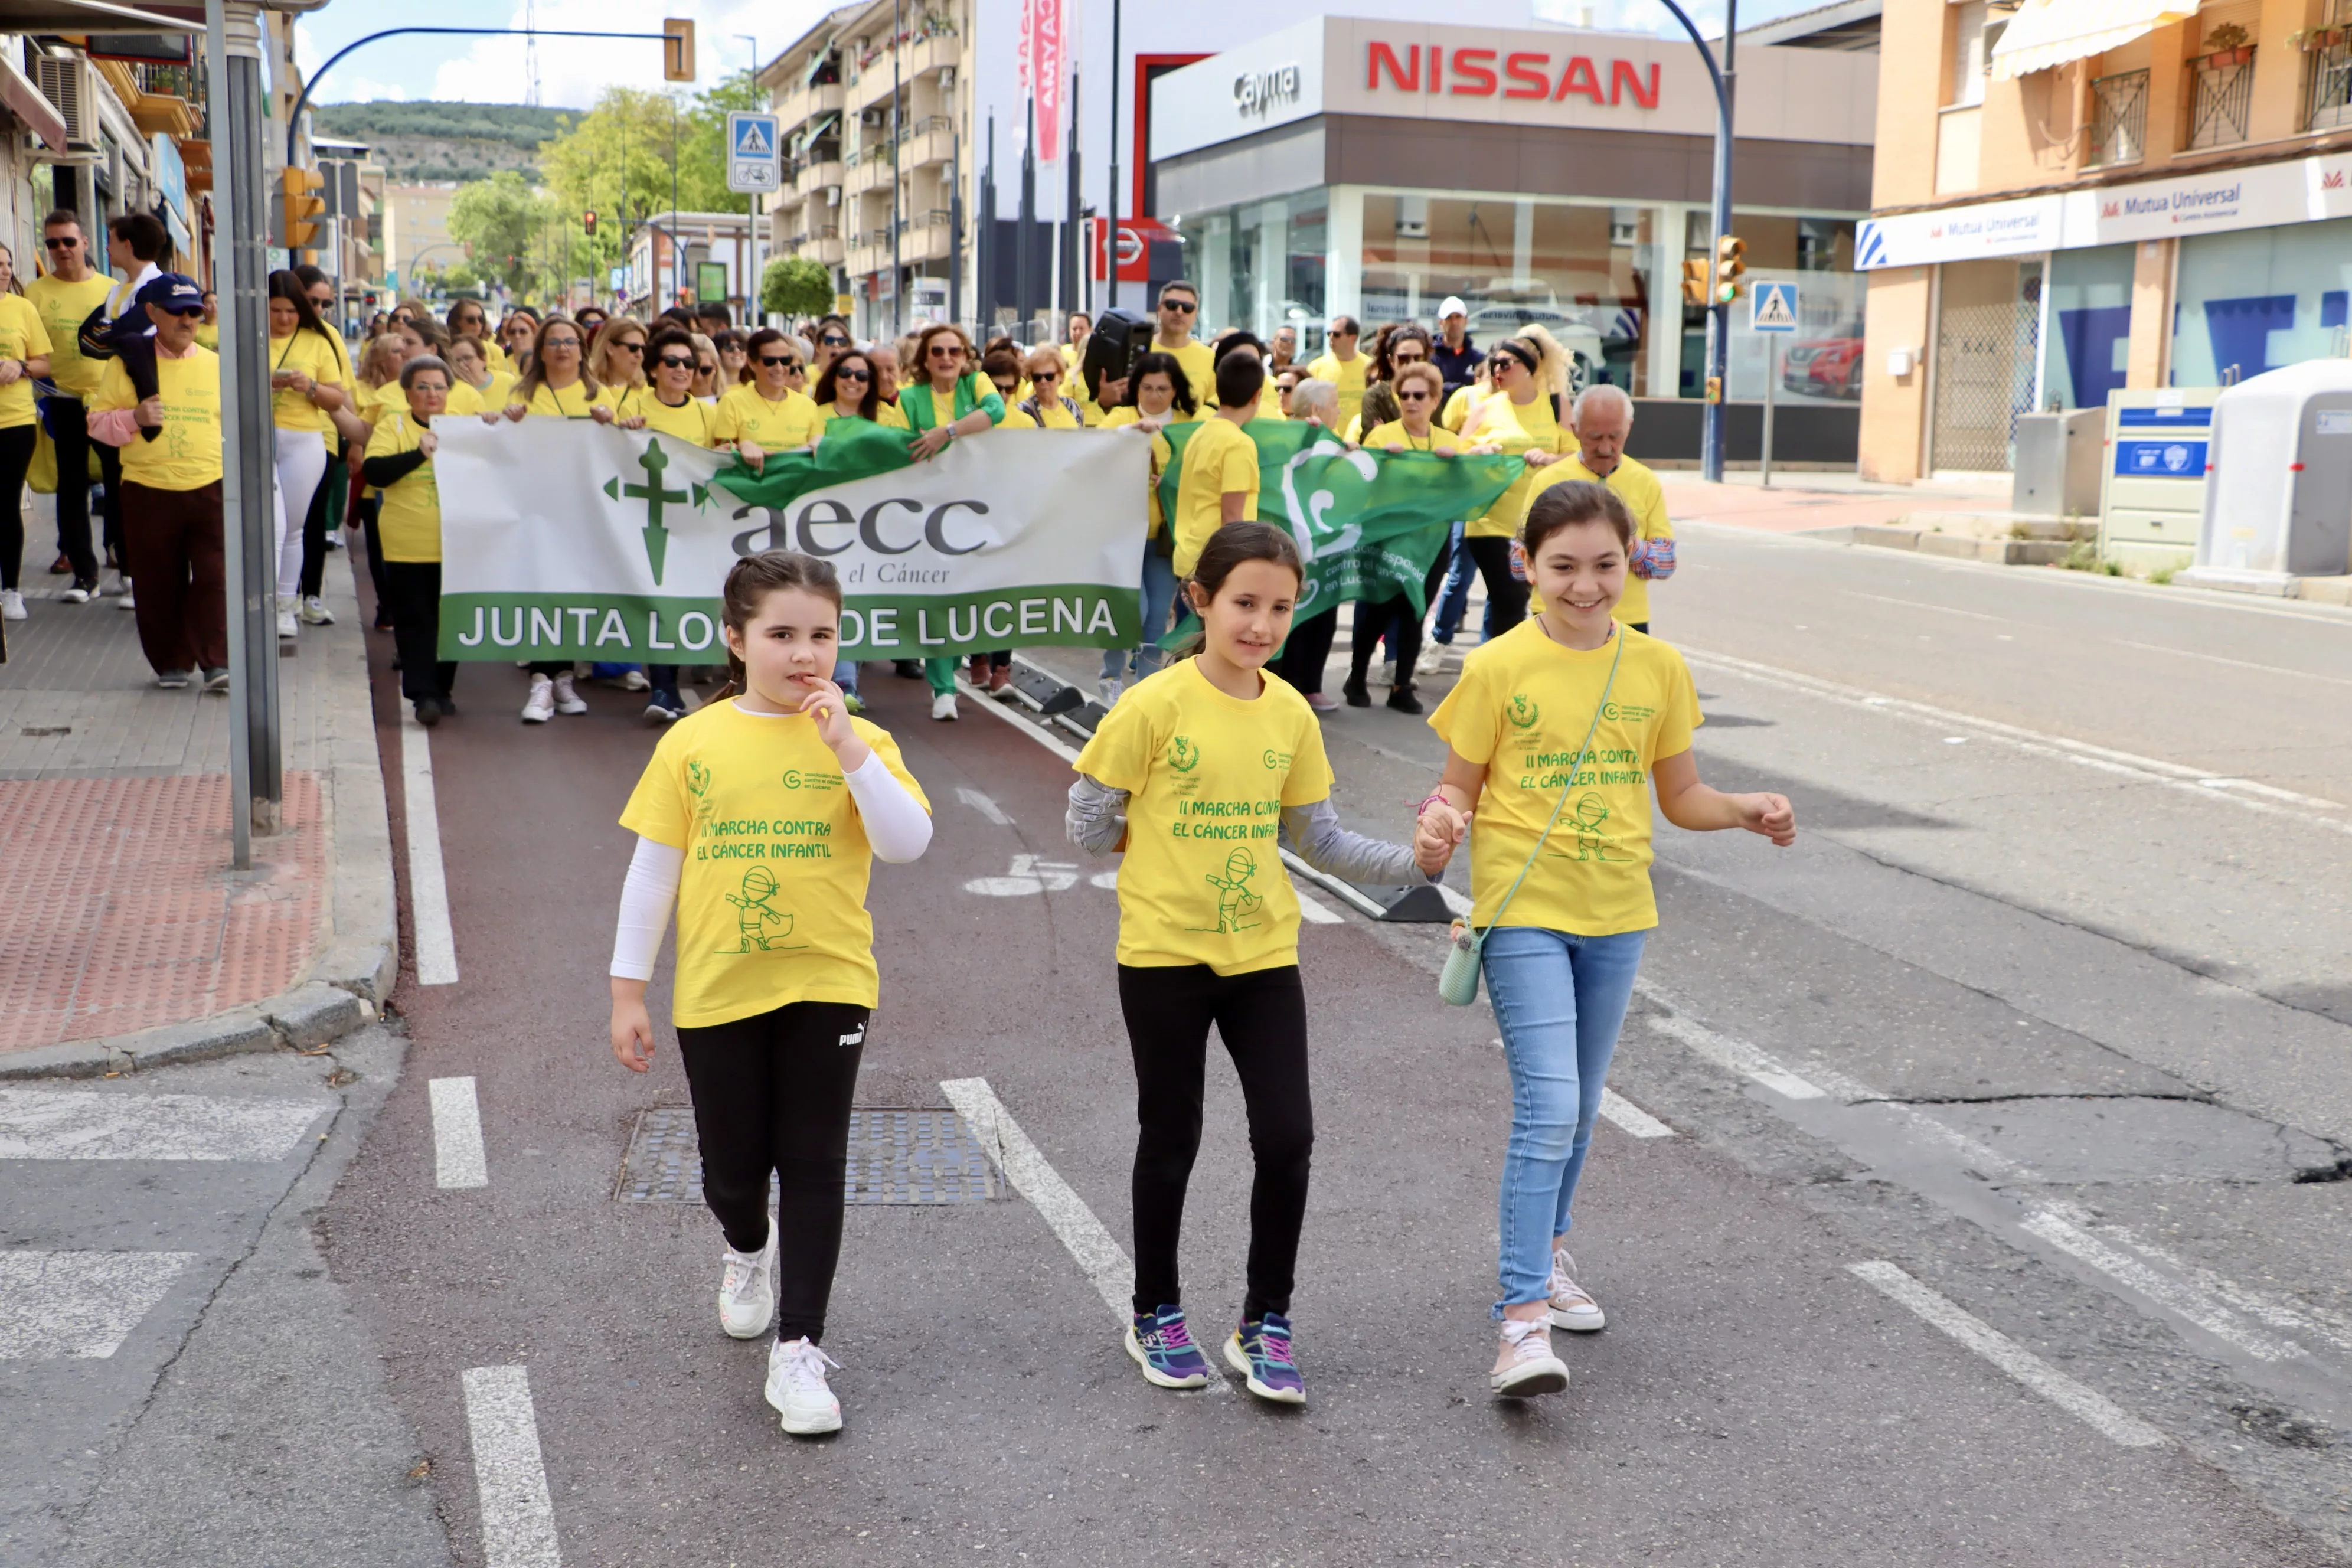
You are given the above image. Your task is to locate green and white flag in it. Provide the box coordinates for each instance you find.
[433,419,1149,661]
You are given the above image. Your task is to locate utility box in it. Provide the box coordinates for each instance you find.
[2099,390,2216,573]
[2180,360,2352,593]
[2012,410,2102,517]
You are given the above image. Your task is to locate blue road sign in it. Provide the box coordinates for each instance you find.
[727,112,780,193]
[1751,280,1799,333]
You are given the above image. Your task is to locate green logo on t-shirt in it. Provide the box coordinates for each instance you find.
[1507,694,1541,730]
[1167,735,1201,773]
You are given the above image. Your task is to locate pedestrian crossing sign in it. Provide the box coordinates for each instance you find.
[727,112,780,193]
[1752,281,1799,333]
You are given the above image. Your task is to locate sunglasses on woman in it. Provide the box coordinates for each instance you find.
[760,354,798,368]
[835,367,870,381]
[657,354,695,370]
[612,340,645,355]
[1397,387,1433,401]
[820,334,848,347]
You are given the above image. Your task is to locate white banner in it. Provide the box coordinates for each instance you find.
[431,421,1150,661]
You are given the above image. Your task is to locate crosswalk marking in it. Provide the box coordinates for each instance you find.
[0,1250,198,1359]
[430,1076,489,1190]
[462,1365,563,1568]
[1598,1088,1674,1138]
[403,709,460,985]
[0,1088,323,1161]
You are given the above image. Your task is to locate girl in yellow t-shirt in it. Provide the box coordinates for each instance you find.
[808,349,907,430]
[1093,351,1192,707]
[1455,334,1573,639]
[1066,522,1424,1410]
[609,550,932,1439]
[1414,479,1796,1403]
[267,271,351,635]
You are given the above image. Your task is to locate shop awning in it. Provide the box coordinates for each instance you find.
[0,0,201,30]
[0,54,66,150]
[1990,0,2201,79]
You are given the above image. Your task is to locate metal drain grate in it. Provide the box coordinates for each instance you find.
[615,1106,1001,1204]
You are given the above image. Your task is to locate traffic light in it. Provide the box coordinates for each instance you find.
[583,209,598,237]
[662,17,697,82]
[1680,258,1709,309]
[281,165,325,251]
[1714,235,1747,305]
[1704,375,1723,403]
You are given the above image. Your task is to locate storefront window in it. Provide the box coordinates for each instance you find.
[1706,213,1864,404]
[2041,243,2135,411]
[1184,189,1328,352]
[1360,194,1662,394]
[2170,219,2352,386]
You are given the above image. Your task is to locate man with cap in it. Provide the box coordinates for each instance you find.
[86,273,227,691]
[1432,296,1482,396]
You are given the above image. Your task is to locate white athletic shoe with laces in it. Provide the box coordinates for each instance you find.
[1548,1248,1606,1332]
[520,674,556,723]
[1415,643,1447,677]
[930,691,958,721]
[1096,677,1122,710]
[299,594,335,625]
[275,594,299,639]
[551,672,589,714]
[765,1335,844,1435]
[0,589,24,621]
[717,1228,777,1340]
[1491,1316,1570,1398]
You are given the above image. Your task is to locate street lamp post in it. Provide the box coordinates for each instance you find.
[1654,0,1737,482]
[737,33,762,325]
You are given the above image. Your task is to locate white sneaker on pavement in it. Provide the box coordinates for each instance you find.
[622,668,650,691]
[1096,677,1122,710]
[1415,643,1448,677]
[1491,1317,1570,1398]
[718,1227,777,1340]
[299,594,335,625]
[275,595,298,639]
[765,1335,844,1436]
[930,691,958,721]
[521,674,556,723]
[551,672,589,714]
[0,589,24,621]
[1548,1248,1606,1332]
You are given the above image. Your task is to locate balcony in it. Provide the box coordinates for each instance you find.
[2088,68,2148,166]
[799,228,844,267]
[797,156,844,197]
[2307,23,2352,130]
[776,79,844,130]
[903,30,961,81]
[2187,34,2255,149]
[902,115,955,170]
[845,148,894,198]
[906,208,954,263]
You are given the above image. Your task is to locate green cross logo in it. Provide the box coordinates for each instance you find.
[602,437,709,586]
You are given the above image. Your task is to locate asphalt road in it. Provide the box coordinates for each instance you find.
[14,528,2352,1565]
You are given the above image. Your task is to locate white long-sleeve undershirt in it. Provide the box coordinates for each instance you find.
[607,750,931,981]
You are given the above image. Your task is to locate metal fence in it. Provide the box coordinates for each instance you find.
[2311,29,2352,130]
[2189,57,2255,146]
[1932,260,2043,473]
[2090,69,2149,165]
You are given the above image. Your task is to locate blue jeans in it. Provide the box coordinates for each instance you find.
[1101,543,1181,683]
[1431,522,1472,644]
[1482,925,1649,1315]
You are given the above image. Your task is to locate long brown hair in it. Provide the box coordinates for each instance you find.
[514,314,599,407]
[1175,522,1305,660]
[714,551,846,699]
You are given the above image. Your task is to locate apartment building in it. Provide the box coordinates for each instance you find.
[1859,0,2352,479]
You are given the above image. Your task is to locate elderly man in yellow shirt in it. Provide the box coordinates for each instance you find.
[1524,383,1675,632]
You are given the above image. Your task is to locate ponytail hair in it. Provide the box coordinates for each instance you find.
[1174,522,1305,659]
[712,550,845,700]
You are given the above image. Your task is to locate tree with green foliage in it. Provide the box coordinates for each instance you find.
[446,171,544,296]
[763,256,834,318]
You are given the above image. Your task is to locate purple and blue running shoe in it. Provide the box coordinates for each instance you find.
[1224,1312,1306,1405]
[1125,1304,1211,1389]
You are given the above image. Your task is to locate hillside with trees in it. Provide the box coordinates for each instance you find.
[313,101,574,182]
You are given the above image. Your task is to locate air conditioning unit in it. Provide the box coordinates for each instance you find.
[860,107,885,127]
[33,55,100,151]
[825,185,841,207]
[938,66,956,89]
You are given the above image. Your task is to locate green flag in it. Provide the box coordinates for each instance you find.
[705,416,920,509]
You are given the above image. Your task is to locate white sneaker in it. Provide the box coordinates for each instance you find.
[717,1227,777,1340]
[930,691,958,721]
[1096,677,1121,710]
[551,672,589,714]
[1491,1316,1569,1398]
[1415,643,1447,677]
[1380,658,1398,687]
[0,589,24,621]
[61,584,90,604]
[521,674,556,723]
[299,594,335,625]
[1548,1248,1606,1332]
[622,668,650,691]
[765,1335,844,1436]
[275,595,298,639]
[118,587,135,610]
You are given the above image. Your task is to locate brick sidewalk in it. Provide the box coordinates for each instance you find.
[0,499,385,1061]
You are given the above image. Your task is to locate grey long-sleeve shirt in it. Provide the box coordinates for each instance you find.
[1066,773,1429,888]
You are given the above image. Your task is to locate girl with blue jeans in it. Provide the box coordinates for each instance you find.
[1093,352,1194,707]
[1415,480,1796,1399]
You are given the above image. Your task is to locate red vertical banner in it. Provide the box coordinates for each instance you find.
[1021,0,1064,159]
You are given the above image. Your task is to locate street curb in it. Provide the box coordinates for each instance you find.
[0,552,397,1082]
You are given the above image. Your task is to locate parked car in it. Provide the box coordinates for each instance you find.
[1783,333,1864,400]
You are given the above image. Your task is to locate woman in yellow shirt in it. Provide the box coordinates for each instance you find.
[1456,331,1572,637]
[266,270,350,636]
[0,249,51,621]
[443,334,514,417]
[361,354,460,725]
[808,349,906,429]
[447,299,504,371]
[1092,351,1191,708]
[983,349,1037,429]
[712,327,821,472]
[1413,479,1795,1400]
[1017,347,1084,427]
[610,326,720,726]
[499,315,613,423]
[589,316,652,422]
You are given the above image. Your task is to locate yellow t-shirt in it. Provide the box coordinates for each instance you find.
[269,329,345,432]
[364,410,441,563]
[995,404,1040,430]
[444,380,485,417]
[1442,384,1483,434]
[713,383,822,449]
[1464,392,1565,539]
[194,321,219,350]
[1306,351,1367,427]
[1528,455,1675,626]
[468,370,518,414]
[618,701,932,1027]
[819,399,909,429]
[524,378,617,420]
[24,273,117,398]
[1025,396,1084,430]
[1358,419,1469,455]
[484,339,512,373]
[93,347,221,490]
[0,294,55,430]
[1163,339,1215,422]
[1171,416,1259,577]
[638,393,720,447]
[1073,659,1335,975]
[1427,621,1700,936]
[1100,406,1174,534]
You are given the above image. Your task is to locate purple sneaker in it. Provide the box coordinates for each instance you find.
[1125,1304,1211,1389]
[1224,1312,1306,1405]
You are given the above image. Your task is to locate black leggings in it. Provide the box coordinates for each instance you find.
[677,999,869,1344]
[1463,535,1530,635]
[381,560,457,703]
[0,424,38,590]
[1270,606,1339,697]
[1118,963,1312,1322]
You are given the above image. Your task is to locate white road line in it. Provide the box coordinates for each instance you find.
[429,1076,489,1190]
[956,678,1082,761]
[401,710,460,985]
[460,1365,563,1568]
[1841,590,2005,622]
[0,1250,198,1359]
[2020,1208,2305,1363]
[2111,638,2352,690]
[1644,1011,1828,1101]
[0,1089,323,1161]
[2037,1200,2352,1360]
[1680,646,2352,833]
[1293,887,1344,925]
[1433,883,1474,918]
[1845,1262,2166,1449]
[940,1076,1134,1322]
[1597,1088,1674,1138]
[955,786,1014,825]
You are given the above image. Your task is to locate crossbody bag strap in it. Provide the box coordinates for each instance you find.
[1472,631,1624,942]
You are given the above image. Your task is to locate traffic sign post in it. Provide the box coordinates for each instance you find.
[726,112,780,194]
[1752,282,1798,488]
